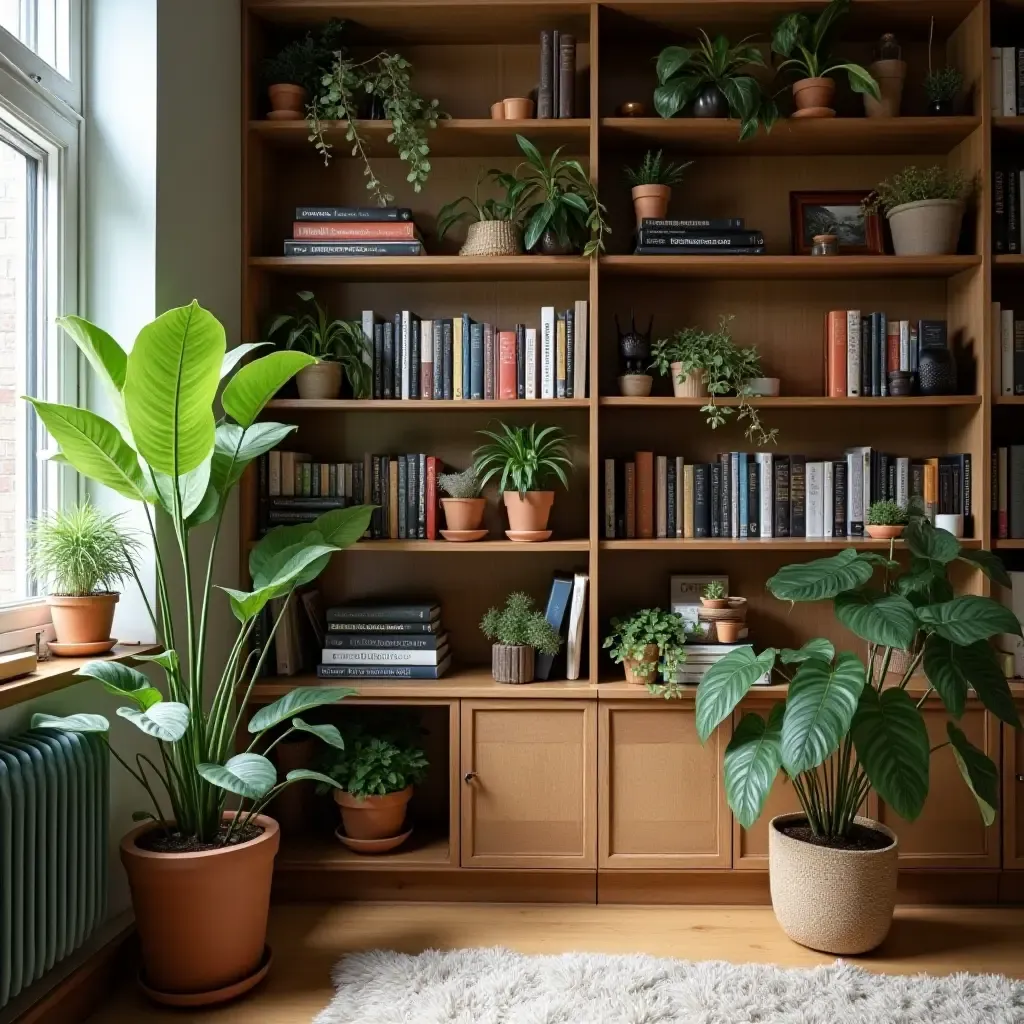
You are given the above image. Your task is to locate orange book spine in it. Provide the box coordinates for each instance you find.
[635,450,654,539]
[886,321,900,375]
[292,221,418,240]
[498,330,518,400]
[624,462,636,539]
[826,310,847,398]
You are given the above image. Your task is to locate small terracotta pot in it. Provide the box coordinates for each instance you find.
[865,524,905,540]
[792,77,836,113]
[670,364,707,398]
[121,813,279,1000]
[442,497,486,531]
[503,97,534,119]
[716,621,743,643]
[334,787,412,840]
[272,737,316,838]
[619,374,653,397]
[631,184,671,230]
[624,644,660,685]
[492,643,535,684]
[701,597,728,609]
[864,59,906,118]
[490,101,506,120]
[48,593,118,648]
[296,362,342,400]
[267,83,308,121]
[503,490,554,532]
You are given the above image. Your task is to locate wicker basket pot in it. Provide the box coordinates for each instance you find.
[460,220,521,256]
[492,643,535,683]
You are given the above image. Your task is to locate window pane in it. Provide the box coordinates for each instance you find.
[0,0,70,78]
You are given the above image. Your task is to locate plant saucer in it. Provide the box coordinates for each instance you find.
[48,638,117,657]
[791,106,836,118]
[138,945,272,1007]
[335,826,413,855]
[505,529,552,542]
[440,529,488,542]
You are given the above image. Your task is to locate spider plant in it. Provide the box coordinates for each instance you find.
[473,423,572,498]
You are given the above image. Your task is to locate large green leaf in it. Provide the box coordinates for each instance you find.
[251,541,339,597]
[57,315,126,397]
[771,12,809,57]
[851,686,930,821]
[653,77,701,119]
[779,638,834,665]
[31,712,110,733]
[924,635,1019,727]
[116,702,190,742]
[781,651,865,774]
[198,753,277,799]
[724,704,784,829]
[25,399,147,501]
[695,646,777,742]
[836,63,881,100]
[151,456,213,520]
[904,517,960,566]
[916,595,1022,645]
[133,649,180,673]
[921,633,969,717]
[957,549,1012,589]
[75,660,162,710]
[222,350,316,428]
[247,685,356,734]
[122,300,225,475]
[220,342,271,380]
[291,717,345,750]
[655,45,694,83]
[946,722,999,826]
[313,504,376,547]
[833,590,918,650]
[285,768,344,790]
[211,422,296,495]
[766,548,874,603]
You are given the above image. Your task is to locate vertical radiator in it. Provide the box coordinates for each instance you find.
[0,728,108,1008]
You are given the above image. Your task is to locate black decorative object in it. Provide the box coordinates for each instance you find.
[536,229,577,256]
[887,371,913,396]
[928,98,953,116]
[615,311,653,375]
[917,346,957,396]
[693,84,728,118]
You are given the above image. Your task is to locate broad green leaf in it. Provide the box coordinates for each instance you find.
[653,77,701,119]
[834,590,918,650]
[133,649,180,674]
[31,712,110,733]
[924,635,1019,726]
[515,133,545,170]
[292,717,345,750]
[857,551,900,571]
[220,342,271,380]
[57,315,127,396]
[220,583,281,624]
[766,548,873,603]
[772,11,809,56]
[198,752,277,799]
[724,704,784,829]
[285,768,344,790]
[916,595,1022,645]
[958,549,1012,589]
[247,685,356,734]
[25,399,147,501]
[837,63,881,100]
[185,482,222,529]
[151,456,212,520]
[779,638,834,665]
[851,686,930,821]
[116,702,190,742]
[655,45,694,83]
[781,651,865,774]
[251,541,339,596]
[946,722,999,826]
[308,504,376,548]
[75,660,162,710]
[904,517,960,566]
[211,422,296,495]
[123,300,225,475]
[921,633,969,717]
[222,350,316,428]
[696,646,777,742]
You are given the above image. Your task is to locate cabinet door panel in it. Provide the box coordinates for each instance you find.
[1005,708,1024,870]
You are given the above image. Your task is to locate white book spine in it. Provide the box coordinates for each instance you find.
[268,451,282,497]
[401,311,411,399]
[1003,308,1015,395]
[758,454,773,538]
[899,320,910,372]
[896,457,910,509]
[675,456,684,538]
[823,461,834,539]
[603,458,615,539]
[566,573,588,681]
[321,647,448,666]
[541,306,556,399]
[992,48,1004,117]
[730,453,739,539]
[846,452,864,536]
[656,455,668,538]
[846,310,861,397]
[806,462,823,538]
[525,327,539,399]
[573,300,588,398]
[361,310,375,346]
[1004,47,1017,117]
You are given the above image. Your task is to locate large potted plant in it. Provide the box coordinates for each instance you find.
[27,502,139,655]
[27,303,374,1004]
[624,150,693,229]
[603,608,687,688]
[473,422,571,541]
[864,165,969,256]
[695,517,1021,954]
[481,591,562,684]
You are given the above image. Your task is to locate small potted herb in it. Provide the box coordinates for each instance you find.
[437,169,528,256]
[865,499,908,540]
[438,466,486,538]
[603,608,687,687]
[624,150,693,229]
[863,165,969,256]
[481,591,562,684]
[473,423,571,540]
[700,580,728,609]
[924,67,962,116]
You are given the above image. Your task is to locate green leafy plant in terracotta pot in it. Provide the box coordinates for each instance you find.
[482,591,562,683]
[865,499,908,540]
[624,149,693,229]
[438,466,486,537]
[924,66,962,116]
[695,517,1020,955]
[26,302,374,1004]
[261,21,344,120]
[863,165,969,256]
[603,608,688,688]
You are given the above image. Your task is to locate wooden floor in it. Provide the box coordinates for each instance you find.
[88,903,1024,1023]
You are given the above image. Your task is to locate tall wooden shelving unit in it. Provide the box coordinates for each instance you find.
[241,0,1024,904]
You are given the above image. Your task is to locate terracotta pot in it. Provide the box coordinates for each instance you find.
[769,812,898,955]
[267,83,308,121]
[441,497,486,531]
[700,597,728,610]
[490,101,506,120]
[792,77,836,113]
[624,643,660,685]
[296,361,342,400]
[619,374,653,397]
[47,593,118,648]
[460,220,521,256]
[272,737,316,838]
[503,490,554,532]
[631,184,671,230]
[886,198,963,256]
[121,813,279,1000]
[716,621,743,643]
[492,643,535,684]
[864,59,906,118]
[865,524,905,540]
[503,97,534,119]
[334,786,412,840]
[670,363,707,398]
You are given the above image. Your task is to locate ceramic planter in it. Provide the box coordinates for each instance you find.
[492,643,535,684]
[535,229,578,256]
[716,621,743,643]
[334,786,412,840]
[490,101,505,119]
[670,364,707,398]
[693,84,728,118]
[623,643,660,685]
[886,198,963,256]
[631,184,670,230]
[769,812,898,955]
[863,59,906,118]
[503,490,554,533]
[502,97,534,119]
[460,220,521,256]
[619,374,653,397]
[791,77,836,117]
[929,98,954,116]
[267,83,307,120]
[121,813,279,1004]
[441,497,486,531]
[47,593,118,650]
[296,361,342,400]
[700,597,728,610]
[865,524,905,540]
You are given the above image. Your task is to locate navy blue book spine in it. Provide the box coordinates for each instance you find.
[534,574,573,680]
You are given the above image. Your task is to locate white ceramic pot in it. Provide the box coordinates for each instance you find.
[296,362,342,400]
[887,198,963,256]
[670,363,707,398]
[745,377,780,397]
[935,512,964,537]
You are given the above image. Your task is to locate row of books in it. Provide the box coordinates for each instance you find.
[603,449,973,540]
[996,571,1024,678]
[824,312,944,397]
[994,303,1024,396]
[284,205,425,257]
[361,304,589,401]
[633,218,765,257]
[993,447,1024,539]
[537,30,577,119]
[992,169,1024,254]
[991,47,1024,117]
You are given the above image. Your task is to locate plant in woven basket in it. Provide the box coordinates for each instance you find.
[867,500,908,527]
[623,150,693,188]
[436,169,530,254]
[603,608,688,694]
[439,467,483,499]
[862,165,969,215]
[481,592,561,654]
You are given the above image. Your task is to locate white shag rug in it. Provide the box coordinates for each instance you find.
[314,948,1024,1024]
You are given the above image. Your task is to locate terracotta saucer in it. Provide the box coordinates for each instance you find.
[505,529,552,542]
[48,638,117,657]
[138,945,272,1007]
[791,106,836,118]
[335,826,413,855]
[440,529,488,542]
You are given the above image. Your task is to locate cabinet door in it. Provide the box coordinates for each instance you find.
[599,702,731,868]
[460,701,596,869]
[1005,706,1024,870]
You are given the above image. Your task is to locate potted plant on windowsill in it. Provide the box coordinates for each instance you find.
[482,591,562,684]
[436,169,527,256]
[438,466,487,540]
[27,503,139,656]
[695,517,1021,954]
[863,165,969,256]
[27,303,374,1005]
[624,150,693,230]
[603,608,688,688]
[473,422,571,541]
[865,499,908,540]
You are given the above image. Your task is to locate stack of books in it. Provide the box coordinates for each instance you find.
[317,602,451,680]
[634,218,765,256]
[669,644,764,684]
[993,168,1024,253]
[994,302,1024,395]
[991,47,1024,117]
[537,30,577,119]
[361,303,588,401]
[994,446,1024,538]
[284,205,425,257]
[258,453,364,533]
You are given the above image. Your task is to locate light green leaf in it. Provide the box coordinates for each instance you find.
[133,649,180,673]
[291,717,345,750]
[222,350,315,428]
[957,549,1012,589]
[767,548,874,603]
[247,685,356,734]
[211,422,296,495]
[916,596,1022,645]
[221,342,271,380]
[31,712,110,733]
[75,660,162,710]
[779,638,834,665]
[724,704,784,829]
[151,456,213,520]
[219,584,279,624]
[57,315,127,397]
[946,722,998,826]
[834,590,918,650]
[285,768,344,790]
[695,646,777,742]
[198,753,277,799]
[251,541,339,596]
[116,702,190,742]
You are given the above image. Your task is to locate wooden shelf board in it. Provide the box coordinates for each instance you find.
[277,828,453,871]
[266,398,590,411]
[994,255,1024,270]
[994,116,1024,133]
[600,395,983,409]
[338,538,591,552]
[601,538,984,552]
[600,116,981,156]
[994,539,1024,550]
[994,396,1024,405]
[249,255,590,282]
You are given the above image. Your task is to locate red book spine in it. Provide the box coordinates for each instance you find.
[886,323,900,375]
[635,451,654,539]
[498,331,517,399]
[292,221,418,240]
[426,456,438,540]
[826,310,847,398]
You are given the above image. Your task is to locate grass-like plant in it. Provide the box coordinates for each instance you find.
[438,467,482,499]
[28,503,139,597]
[473,422,572,498]
[863,165,969,215]
[603,608,688,693]
[319,732,428,799]
[924,67,962,104]
[702,580,726,601]
[481,591,561,654]
[867,500,909,527]
[624,150,693,188]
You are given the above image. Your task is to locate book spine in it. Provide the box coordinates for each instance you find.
[541,306,556,399]
[773,457,790,538]
[1011,167,1021,254]
[552,29,560,122]
[636,451,654,539]
[758,454,773,539]
[658,456,670,539]
[846,310,861,397]
[410,318,421,399]
[388,458,399,539]
[574,299,588,399]
[516,323,526,399]
[283,241,423,256]
[995,168,1007,254]
[403,455,414,540]
[556,312,567,398]
[321,647,447,666]
[470,322,484,399]
[392,314,403,399]
[442,319,454,401]
[746,456,759,537]
[535,573,574,680]
[737,453,748,539]
[564,311,574,399]
[484,323,496,400]
[625,462,636,538]
[292,221,418,240]
[325,633,444,650]
[719,452,731,538]
[420,320,433,400]
[452,316,463,401]
[373,323,384,399]
[826,310,847,397]
[397,456,408,539]
[1010,448,1024,537]
[401,311,411,400]
[637,231,765,247]
[498,330,517,400]
[417,453,426,538]
[878,312,889,396]
[316,661,449,679]
[604,458,616,539]
[710,463,721,538]
[328,605,438,624]
[431,321,443,400]
[860,315,871,396]
[885,318,899,379]
[538,31,553,119]
[999,447,1009,537]
[296,206,413,221]
[789,455,806,538]
[461,314,472,401]
[558,33,574,118]
[899,320,910,373]
[992,48,1004,117]
[683,463,695,539]
[382,322,394,399]
[694,463,710,538]
[666,458,676,539]
[1004,46,1018,116]
[1015,318,1024,395]
[806,462,823,538]
[832,460,847,538]
[268,451,281,497]
[525,327,538,399]
[425,456,438,540]
[1002,309,1014,395]
[846,453,864,536]
[641,218,745,230]
[632,245,766,255]
[963,452,972,533]
[327,620,439,634]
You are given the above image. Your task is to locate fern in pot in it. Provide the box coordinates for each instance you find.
[864,165,969,256]
[624,149,692,229]
[438,466,486,538]
[482,591,562,683]
[261,20,343,120]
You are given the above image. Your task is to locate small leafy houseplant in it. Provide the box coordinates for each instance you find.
[438,466,486,536]
[481,591,562,683]
[26,302,374,999]
[436,169,530,256]
[865,499,908,540]
[624,150,693,227]
[771,0,880,116]
[701,580,727,608]
[863,165,969,256]
[654,31,777,140]
[603,608,687,690]
[261,21,345,118]
[28,502,140,651]
[923,67,962,113]
[474,423,572,539]
[695,518,1021,953]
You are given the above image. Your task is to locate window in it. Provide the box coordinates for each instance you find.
[0,0,71,78]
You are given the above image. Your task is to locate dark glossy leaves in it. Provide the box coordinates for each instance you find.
[833,589,918,650]
[947,722,999,826]
[696,646,776,742]
[724,704,784,829]
[767,548,874,603]
[778,638,835,665]
[957,548,1012,589]
[916,596,1022,646]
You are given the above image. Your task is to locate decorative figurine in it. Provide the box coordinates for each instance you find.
[616,311,654,397]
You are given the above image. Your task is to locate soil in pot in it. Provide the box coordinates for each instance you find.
[442,497,486,531]
[334,786,412,840]
[778,819,892,852]
[48,593,118,648]
[504,491,554,533]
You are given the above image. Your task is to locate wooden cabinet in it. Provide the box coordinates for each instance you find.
[599,702,731,868]
[460,701,596,869]
[1005,703,1024,870]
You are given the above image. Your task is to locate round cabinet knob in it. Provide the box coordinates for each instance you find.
[464,771,478,784]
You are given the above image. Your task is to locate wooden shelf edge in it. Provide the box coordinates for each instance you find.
[599,254,982,279]
[600,395,983,408]
[266,398,591,411]
[600,538,984,551]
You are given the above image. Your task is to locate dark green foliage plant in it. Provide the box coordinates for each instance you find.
[924,67,963,104]
[481,592,562,654]
[603,608,688,695]
[863,165,969,215]
[436,169,531,238]
[473,422,572,497]
[261,20,345,92]
[319,729,428,799]
[867,500,908,527]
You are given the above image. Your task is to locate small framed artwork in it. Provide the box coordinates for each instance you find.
[790,190,885,255]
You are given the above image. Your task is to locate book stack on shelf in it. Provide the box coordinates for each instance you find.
[366,453,440,541]
[991,46,1024,117]
[537,30,577,119]
[634,218,764,257]
[317,602,452,680]
[604,449,973,541]
[994,302,1024,396]
[259,453,364,534]
[993,167,1024,254]
[994,447,1024,539]
[284,205,425,258]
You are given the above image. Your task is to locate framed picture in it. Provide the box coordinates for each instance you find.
[789,190,884,255]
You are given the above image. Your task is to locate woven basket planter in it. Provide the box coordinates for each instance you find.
[460,220,521,256]
[492,643,535,684]
[670,364,708,398]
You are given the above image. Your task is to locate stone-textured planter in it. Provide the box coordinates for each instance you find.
[619,374,653,397]
[334,786,412,840]
[631,184,670,230]
[267,83,307,120]
[492,643,535,683]
[624,643,660,685]
[864,59,906,118]
[670,364,707,398]
[296,362,342,400]
[887,198,963,256]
